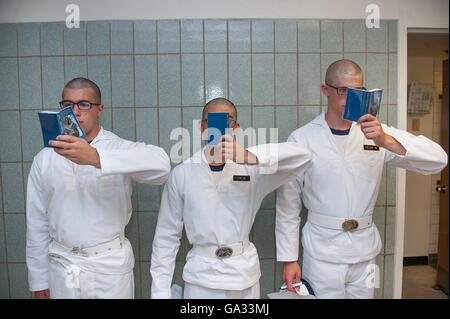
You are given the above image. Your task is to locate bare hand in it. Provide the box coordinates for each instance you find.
[49,135,101,168]
[34,288,50,299]
[283,261,301,292]
[357,114,406,155]
[218,135,258,165]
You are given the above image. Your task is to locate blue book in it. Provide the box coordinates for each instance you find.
[207,112,229,145]
[38,106,86,147]
[344,87,383,122]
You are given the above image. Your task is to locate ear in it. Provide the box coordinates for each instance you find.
[97,104,105,116]
[320,84,330,97]
[199,119,207,133]
[232,122,241,134]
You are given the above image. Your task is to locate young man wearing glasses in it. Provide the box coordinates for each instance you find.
[276,59,447,298]
[150,98,311,299]
[26,77,171,299]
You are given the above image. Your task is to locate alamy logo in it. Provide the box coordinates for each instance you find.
[65,4,80,29]
[366,4,381,29]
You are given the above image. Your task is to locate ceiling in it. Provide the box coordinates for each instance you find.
[408,33,449,57]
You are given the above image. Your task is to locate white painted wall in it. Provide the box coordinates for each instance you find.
[0,0,448,25]
[405,57,434,257]
[0,0,448,299]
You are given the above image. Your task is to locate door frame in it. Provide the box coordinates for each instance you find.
[393,26,449,298]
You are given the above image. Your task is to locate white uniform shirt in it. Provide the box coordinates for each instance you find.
[150,143,312,298]
[26,128,171,291]
[276,112,448,264]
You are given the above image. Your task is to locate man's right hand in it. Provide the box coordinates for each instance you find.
[283,261,301,292]
[34,289,50,299]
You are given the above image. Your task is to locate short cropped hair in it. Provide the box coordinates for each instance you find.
[62,77,102,103]
[202,97,237,120]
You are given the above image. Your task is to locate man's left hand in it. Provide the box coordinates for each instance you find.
[49,135,101,168]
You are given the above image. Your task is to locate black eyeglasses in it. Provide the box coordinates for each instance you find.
[59,100,101,110]
[201,117,238,128]
[326,83,367,96]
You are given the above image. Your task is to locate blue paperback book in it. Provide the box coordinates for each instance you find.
[38,106,86,147]
[208,112,229,145]
[344,87,383,122]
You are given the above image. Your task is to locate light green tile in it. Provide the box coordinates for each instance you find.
[253,210,275,259]
[367,20,388,52]
[321,20,343,53]
[134,20,157,54]
[376,168,387,206]
[0,111,21,162]
[157,20,180,54]
[112,108,135,141]
[0,58,19,110]
[383,254,394,298]
[111,55,134,108]
[344,20,365,52]
[252,20,274,53]
[259,259,275,299]
[388,53,397,105]
[388,20,398,52]
[299,54,321,105]
[298,106,321,127]
[18,23,40,56]
[205,54,227,102]
[229,20,251,53]
[181,54,204,106]
[204,20,227,53]
[366,53,388,93]
[8,263,31,298]
[276,106,298,142]
[5,214,26,262]
[1,163,25,213]
[0,264,9,298]
[252,54,274,106]
[180,20,203,53]
[275,54,297,105]
[229,54,251,105]
[298,20,320,53]
[158,55,181,107]
[275,20,297,53]
[135,55,158,107]
[385,207,396,254]
[373,207,386,254]
[0,24,17,56]
[18,57,42,109]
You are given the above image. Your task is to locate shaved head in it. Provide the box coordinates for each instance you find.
[202,97,237,120]
[325,59,363,86]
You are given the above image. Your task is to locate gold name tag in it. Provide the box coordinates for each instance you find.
[233,175,250,182]
[363,144,380,151]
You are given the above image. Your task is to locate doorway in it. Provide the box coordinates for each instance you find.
[403,31,448,299]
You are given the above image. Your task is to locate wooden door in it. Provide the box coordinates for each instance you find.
[436,59,449,295]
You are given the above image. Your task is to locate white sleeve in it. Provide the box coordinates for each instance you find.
[275,179,303,262]
[96,140,171,185]
[247,142,311,197]
[26,157,51,292]
[150,172,184,299]
[383,125,448,174]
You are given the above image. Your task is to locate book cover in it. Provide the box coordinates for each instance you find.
[344,87,383,122]
[38,106,86,147]
[207,112,229,145]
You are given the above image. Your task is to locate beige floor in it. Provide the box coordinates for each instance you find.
[402,265,448,299]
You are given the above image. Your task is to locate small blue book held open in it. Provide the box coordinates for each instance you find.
[38,106,86,147]
[344,87,383,122]
[208,112,229,145]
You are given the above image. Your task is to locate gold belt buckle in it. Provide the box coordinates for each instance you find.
[342,219,359,231]
[71,247,89,257]
[215,246,233,258]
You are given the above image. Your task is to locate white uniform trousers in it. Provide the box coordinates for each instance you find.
[48,253,134,299]
[302,251,376,299]
[184,281,260,299]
